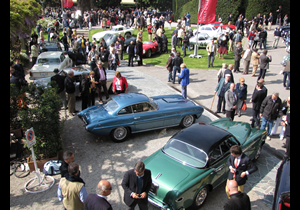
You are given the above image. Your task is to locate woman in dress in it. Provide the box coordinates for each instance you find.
[235,77,248,117]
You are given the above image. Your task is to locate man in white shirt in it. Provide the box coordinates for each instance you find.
[242,45,252,74]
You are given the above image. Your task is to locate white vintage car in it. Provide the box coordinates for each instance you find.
[33,65,124,97]
[193,24,218,38]
[92,25,134,42]
[29,51,73,80]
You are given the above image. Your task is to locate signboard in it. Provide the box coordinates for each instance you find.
[25,127,36,148]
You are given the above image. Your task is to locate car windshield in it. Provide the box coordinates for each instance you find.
[38,58,60,65]
[103,98,119,114]
[149,98,158,110]
[163,139,208,168]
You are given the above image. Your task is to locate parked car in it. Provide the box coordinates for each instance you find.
[193,24,218,38]
[210,21,235,30]
[143,41,159,58]
[189,33,212,49]
[78,93,204,142]
[99,33,136,52]
[143,117,267,210]
[92,25,134,42]
[123,34,137,51]
[272,156,290,210]
[29,51,73,80]
[39,41,64,53]
[33,66,118,97]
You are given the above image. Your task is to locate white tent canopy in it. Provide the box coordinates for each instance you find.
[120,0,136,4]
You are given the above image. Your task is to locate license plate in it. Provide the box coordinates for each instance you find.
[150,182,159,195]
[40,72,48,76]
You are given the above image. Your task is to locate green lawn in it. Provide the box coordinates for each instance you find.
[89,27,235,70]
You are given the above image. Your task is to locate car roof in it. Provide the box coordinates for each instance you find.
[38,51,62,58]
[173,123,231,155]
[112,93,150,107]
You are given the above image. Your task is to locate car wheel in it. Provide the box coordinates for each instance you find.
[125,32,131,36]
[180,115,195,128]
[146,49,152,58]
[110,127,129,143]
[191,186,209,209]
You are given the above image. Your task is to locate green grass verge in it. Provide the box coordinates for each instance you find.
[88,27,235,69]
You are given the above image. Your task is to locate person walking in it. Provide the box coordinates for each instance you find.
[282,60,290,90]
[224,180,251,210]
[258,50,272,81]
[171,32,178,51]
[260,93,282,141]
[177,63,190,99]
[235,77,247,117]
[251,48,260,77]
[250,82,267,128]
[182,31,189,57]
[57,162,88,210]
[225,145,258,199]
[225,83,238,121]
[108,48,119,71]
[136,38,143,66]
[215,74,232,114]
[206,39,217,68]
[84,180,113,210]
[272,27,281,48]
[121,161,152,210]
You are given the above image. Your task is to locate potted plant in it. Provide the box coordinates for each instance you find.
[17,83,64,172]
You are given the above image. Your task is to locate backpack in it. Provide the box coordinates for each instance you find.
[54,21,59,27]
[43,160,62,175]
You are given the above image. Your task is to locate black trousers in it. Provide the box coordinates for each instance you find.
[217,96,226,113]
[81,95,89,110]
[98,80,109,101]
[257,68,267,81]
[234,60,240,72]
[128,54,134,66]
[226,109,235,121]
[127,199,148,210]
[251,109,260,127]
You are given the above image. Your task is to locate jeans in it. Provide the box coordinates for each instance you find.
[181,85,187,99]
[172,66,181,84]
[259,38,266,49]
[168,70,172,82]
[208,52,215,67]
[260,116,274,136]
[283,72,290,89]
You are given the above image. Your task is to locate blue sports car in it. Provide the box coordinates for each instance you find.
[77,93,204,142]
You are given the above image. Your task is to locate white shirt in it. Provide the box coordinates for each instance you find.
[115,78,121,90]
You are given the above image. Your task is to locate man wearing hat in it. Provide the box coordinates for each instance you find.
[51,68,66,110]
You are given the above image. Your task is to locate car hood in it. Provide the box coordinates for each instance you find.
[79,104,110,124]
[152,95,198,110]
[144,151,190,201]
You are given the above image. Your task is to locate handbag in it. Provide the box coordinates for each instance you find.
[241,100,247,111]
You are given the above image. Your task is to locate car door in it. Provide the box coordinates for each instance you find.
[208,137,238,189]
[131,102,164,131]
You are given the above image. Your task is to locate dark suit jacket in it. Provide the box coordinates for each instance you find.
[227,153,258,185]
[259,54,271,69]
[51,74,66,93]
[166,56,173,71]
[84,194,112,210]
[121,169,152,207]
[93,67,107,83]
[223,191,251,210]
[251,89,267,111]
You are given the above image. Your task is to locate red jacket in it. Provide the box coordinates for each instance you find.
[112,76,128,92]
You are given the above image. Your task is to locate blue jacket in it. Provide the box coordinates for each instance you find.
[215,78,231,96]
[235,83,247,100]
[178,67,189,86]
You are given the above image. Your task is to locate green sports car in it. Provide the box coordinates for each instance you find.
[143,117,267,209]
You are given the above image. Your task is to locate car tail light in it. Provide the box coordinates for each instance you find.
[198,122,206,125]
[279,195,290,210]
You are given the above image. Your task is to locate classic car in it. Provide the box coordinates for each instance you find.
[39,41,65,53]
[33,66,119,97]
[78,93,204,142]
[29,51,73,80]
[272,156,290,210]
[143,41,159,58]
[189,33,212,49]
[193,25,218,38]
[143,117,267,210]
[99,33,136,51]
[92,25,134,42]
[211,21,236,30]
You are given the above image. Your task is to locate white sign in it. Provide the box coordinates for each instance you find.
[25,127,36,148]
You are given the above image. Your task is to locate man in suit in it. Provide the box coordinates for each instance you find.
[166,53,174,82]
[136,38,143,66]
[182,31,189,57]
[225,145,258,199]
[234,43,243,73]
[51,68,66,110]
[215,74,232,114]
[224,180,251,210]
[206,39,217,68]
[84,180,113,210]
[127,41,135,67]
[250,82,267,128]
[258,50,272,81]
[251,48,260,77]
[93,61,109,104]
[64,70,79,115]
[121,161,152,210]
[225,83,238,120]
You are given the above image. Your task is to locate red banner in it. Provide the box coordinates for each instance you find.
[63,0,73,8]
[197,0,217,24]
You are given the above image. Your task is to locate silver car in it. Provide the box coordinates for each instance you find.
[189,33,212,49]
